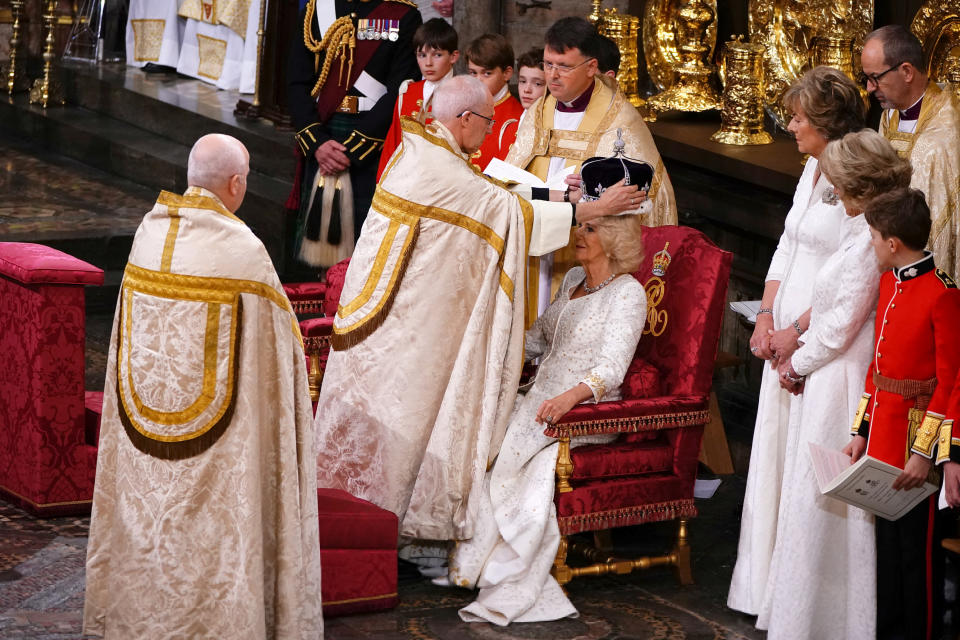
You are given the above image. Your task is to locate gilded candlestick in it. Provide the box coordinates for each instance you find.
[29,0,66,107]
[2,0,30,94]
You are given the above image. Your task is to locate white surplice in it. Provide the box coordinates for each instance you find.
[758,213,880,639]
[126,0,183,68]
[448,267,647,625]
[727,158,846,614]
[177,0,261,93]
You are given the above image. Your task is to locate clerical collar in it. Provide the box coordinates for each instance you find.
[556,82,594,113]
[493,84,509,104]
[899,93,924,121]
[894,250,934,281]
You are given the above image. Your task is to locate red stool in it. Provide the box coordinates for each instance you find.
[0,242,103,515]
[317,488,399,616]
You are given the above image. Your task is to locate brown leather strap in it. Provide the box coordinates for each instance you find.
[872,371,937,410]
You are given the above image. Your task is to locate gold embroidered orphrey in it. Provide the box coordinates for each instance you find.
[115,189,299,459]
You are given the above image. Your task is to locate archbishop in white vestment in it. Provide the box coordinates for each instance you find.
[314,77,587,542]
[83,135,323,639]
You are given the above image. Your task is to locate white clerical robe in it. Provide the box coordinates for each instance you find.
[83,187,323,639]
[879,83,960,279]
[314,119,574,542]
[126,0,183,68]
[177,0,261,92]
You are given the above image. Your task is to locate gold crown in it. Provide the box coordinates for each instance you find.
[651,242,672,277]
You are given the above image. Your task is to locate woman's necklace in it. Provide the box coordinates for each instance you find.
[583,273,615,294]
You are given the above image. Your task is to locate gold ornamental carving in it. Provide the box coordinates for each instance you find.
[645,0,721,116]
[911,0,960,83]
[643,0,718,92]
[748,0,873,130]
[594,7,645,108]
[711,36,773,145]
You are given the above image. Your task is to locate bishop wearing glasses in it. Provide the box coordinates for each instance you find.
[505,17,676,313]
[863,25,960,279]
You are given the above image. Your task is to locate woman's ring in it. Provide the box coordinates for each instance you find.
[546,415,554,423]
[750,346,759,353]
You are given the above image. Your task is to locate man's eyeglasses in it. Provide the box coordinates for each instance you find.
[857,62,904,88]
[542,57,594,77]
[459,110,496,128]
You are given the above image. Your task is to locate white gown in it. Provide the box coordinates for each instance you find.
[449,267,647,625]
[727,158,846,614]
[758,213,880,639]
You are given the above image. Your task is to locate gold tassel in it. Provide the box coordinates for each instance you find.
[330,222,420,351]
[303,0,356,97]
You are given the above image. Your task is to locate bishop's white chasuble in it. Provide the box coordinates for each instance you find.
[314,119,572,541]
[83,187,323,639]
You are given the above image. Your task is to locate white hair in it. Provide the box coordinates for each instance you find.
[186,134,248,190]
[430,75,491,122]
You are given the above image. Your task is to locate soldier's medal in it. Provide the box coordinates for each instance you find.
[381,20,389,40]
[388,20,399,41]
[366,19,376,40]
[356,19,366,40]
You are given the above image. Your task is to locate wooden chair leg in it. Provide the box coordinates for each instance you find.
[698,391,735,474]
[674,518,693,585]
[552,535,573,586]
[307,351,321,402]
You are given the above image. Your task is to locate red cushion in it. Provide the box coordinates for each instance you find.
[317,488,398,550]
[0,242,104,286]
[570,436,673,480]
[282,281,327,301]
[320,548,398,617]
[300,317,333,338]
[322,259,350,317]
[621,358,662,400]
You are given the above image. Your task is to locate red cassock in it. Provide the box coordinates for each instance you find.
[469,92,524,171]
[853,253,960,468]
[377,79,431,180]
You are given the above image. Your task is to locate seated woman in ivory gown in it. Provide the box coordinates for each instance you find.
[439,212,647,625]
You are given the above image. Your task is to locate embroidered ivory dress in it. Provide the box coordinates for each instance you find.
[727,158,846,615]
[448,267,646,625]
[758,213,880,639]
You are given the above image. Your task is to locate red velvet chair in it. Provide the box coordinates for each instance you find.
[0,242,104,516]
[282,259,350,401]
[545,225,732,586]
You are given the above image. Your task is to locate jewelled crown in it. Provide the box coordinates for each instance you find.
[651,242,672,277]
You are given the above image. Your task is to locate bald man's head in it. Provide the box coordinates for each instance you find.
[187,134,250,212]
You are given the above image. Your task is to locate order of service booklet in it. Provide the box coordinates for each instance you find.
[809,442,938,521]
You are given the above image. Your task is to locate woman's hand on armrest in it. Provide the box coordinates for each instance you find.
[535,383,594,424]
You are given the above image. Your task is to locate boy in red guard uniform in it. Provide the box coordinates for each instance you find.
[376,18,458,180]
[465,34,524,170]
[843,188,960,640]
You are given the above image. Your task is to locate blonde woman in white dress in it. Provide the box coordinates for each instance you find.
[728,66,867,616]
[759,131,912,638]
[440,213,647,625]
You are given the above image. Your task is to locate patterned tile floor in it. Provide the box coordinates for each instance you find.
[0,137,154,242]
